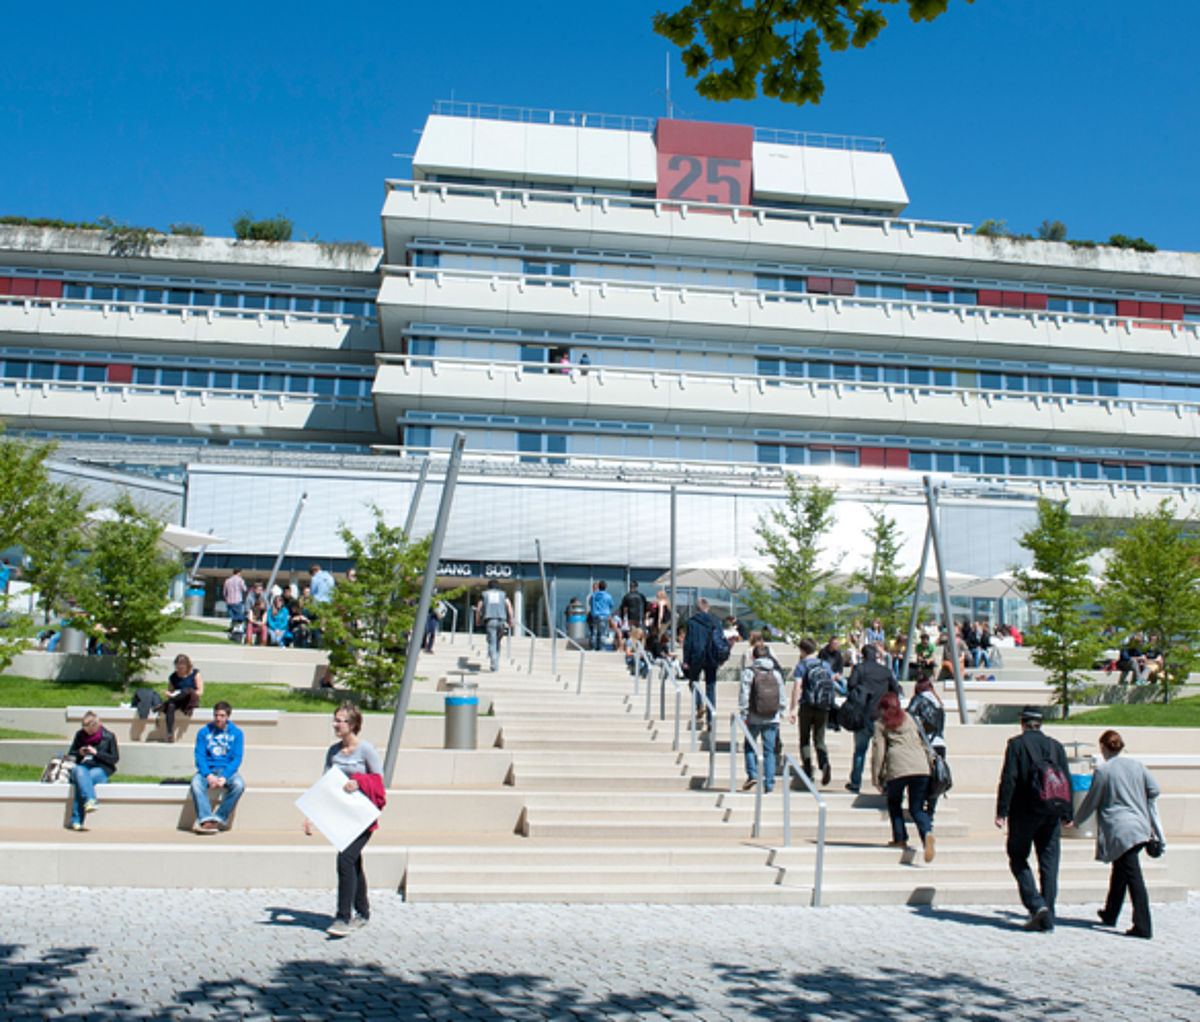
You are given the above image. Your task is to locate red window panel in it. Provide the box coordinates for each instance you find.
[807,277,832,293]
[1139,301,1162,319]
[926,285,952,293]
[10,278,36,296]
[1162,304,1184,321]
[35,279,62,298]
[1001,291,1025,308]
[1116,300,1140,317]
[977,289,1003,307]
[859,447,887,468]
[905,283,927,292]
[885,448,910,469]
[831,278,856,296]
[1185,306,1200,315]
[1024,293,1048,310]
[106,364,133,384]
[0,278,10,294]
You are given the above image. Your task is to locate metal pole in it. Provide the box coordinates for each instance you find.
[188,531,215,582]
[265,492,307,598]
[903,523,933,682]
[669,484,678,655]
[535,539,555,677]
[402,457,432,539]
[924,476,969,724]
[383,433,466,785]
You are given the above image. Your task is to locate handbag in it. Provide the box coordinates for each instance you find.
[40,753,77,784]
[1145,838,1163,858]
[916,723,953,799]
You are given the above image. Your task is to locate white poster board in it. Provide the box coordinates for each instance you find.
[295,766,381,852]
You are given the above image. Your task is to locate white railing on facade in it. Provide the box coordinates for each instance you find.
[386,177,966,236]
[0,293,377,329]
[0,377,374,412]
[379,263,1200,342]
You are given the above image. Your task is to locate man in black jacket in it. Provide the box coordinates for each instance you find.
[619,582,647,631]
[845,644,900,792]
[682,598,721,730]
[995,706,1074,931]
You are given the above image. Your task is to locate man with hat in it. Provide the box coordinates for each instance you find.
[995,706,1074,931]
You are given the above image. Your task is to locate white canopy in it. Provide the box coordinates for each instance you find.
[86,509,227,553]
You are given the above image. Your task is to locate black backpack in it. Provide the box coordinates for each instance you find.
[836,690,866,731]
[748,665,781,717]
[909,693,945,738]
[805,660,837,711]
[1026,736,1072,817]
[707,626,731,665]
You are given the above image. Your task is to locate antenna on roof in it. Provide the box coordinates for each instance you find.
[655,53,683,120]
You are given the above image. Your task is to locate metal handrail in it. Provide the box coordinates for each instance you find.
[554,627,587,694]
[727,711,765,839]
[442,603,458,644]
[781,754,828,907]
[516,621,536,673]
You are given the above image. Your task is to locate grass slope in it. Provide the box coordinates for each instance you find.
[1070,693,1200,727]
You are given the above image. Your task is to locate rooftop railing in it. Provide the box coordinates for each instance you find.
[429,99,886,152]
[387,177,965,235]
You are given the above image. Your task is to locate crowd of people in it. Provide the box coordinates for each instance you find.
[221,564,338,649]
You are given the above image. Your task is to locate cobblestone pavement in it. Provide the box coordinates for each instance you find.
[2,886,1196,1019]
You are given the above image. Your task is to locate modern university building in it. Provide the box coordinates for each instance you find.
[4,101,1200,629]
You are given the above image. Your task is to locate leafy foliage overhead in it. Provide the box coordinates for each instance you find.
[653,0,969,104]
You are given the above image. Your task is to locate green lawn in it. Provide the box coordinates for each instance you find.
[0,727,60,740]
[1071,693,1200,727]
[162,619,234,645]
[0,674,425,714]
[0,763,169,783]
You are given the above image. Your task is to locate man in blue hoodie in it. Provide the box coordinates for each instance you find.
[191,701,246,833]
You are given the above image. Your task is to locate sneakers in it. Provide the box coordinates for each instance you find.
[923,831,936,863]
[348,915,369,930]
[887,839,909,848]
[1023,906,1052,931]
[68,821,83,831]
[740,778,757,791]
[83,799,99,814]
[326,918,352,938]
[844,783,860,794]
[194,820,220,834]
[821,763,832,786]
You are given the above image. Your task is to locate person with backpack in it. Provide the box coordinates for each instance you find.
[682,598,727,730]
[907,677,948,819]
[788,637,835,786]
[737,643,786,792]
[870,691,938,861]
[995,706,1075,932]
[843,644,900,793]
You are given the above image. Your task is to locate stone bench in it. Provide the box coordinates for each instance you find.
[66,706,280,744]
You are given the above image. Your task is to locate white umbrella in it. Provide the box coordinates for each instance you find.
[86,509,228,553]
[949,571,1022,600]
[653,557,774,593]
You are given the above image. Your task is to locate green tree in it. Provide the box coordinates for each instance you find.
[742,475,846,642]
[1016,499,1104,719]
[1101,500,1200,703]
[322,507,459,710]
[73,495,183,686]
[0,434,54,554]
[653,0,972,105]
[22,481,91,625]
[851,505,915,635]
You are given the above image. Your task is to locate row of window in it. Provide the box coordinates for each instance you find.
[1,359,373,397]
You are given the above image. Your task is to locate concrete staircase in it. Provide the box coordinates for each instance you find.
[1,634,1197,906]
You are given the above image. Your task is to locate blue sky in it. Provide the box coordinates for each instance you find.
[4,1,1199,252]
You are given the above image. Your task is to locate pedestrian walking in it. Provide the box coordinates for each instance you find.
[871,691,937,861]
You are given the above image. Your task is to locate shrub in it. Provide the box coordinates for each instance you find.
[169,222,205,237]
[1108,233,1157,253]
[232,213,293,242]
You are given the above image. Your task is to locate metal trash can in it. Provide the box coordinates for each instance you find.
[444,679,478,749]
[1066,744,1094,839]
[58,626,87,655]
[567,605,588,644]
[185,587,206,618]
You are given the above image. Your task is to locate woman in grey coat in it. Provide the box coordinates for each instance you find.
[1073,729,1165,939]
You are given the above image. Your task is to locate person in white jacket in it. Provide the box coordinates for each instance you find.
[737,644,786,793]
[1073,729,1165,939]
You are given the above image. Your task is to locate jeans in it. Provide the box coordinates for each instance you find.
[1007,813,1062,923]
[848,726,873,789]
[885,774,932,844]
[686,662,717,727]
[589,615,606,651]
[798,706,829,773]
[69,765,109,825]
[1104,843,1152,936]
[972,648,990,668]
[485,619,504,671]
[743,721,779,791]
[336,826,373,922]
[191,771,246,827]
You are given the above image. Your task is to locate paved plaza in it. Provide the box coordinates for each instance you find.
[1,886,1196,1019]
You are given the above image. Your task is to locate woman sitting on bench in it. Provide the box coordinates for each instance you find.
[162,653,204,742]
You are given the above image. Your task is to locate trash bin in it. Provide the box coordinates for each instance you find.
[567,605,588,645]
[444,679,478,749]
[185,587,206,618]
[1066,748,1094,840]
[58,626,87,655]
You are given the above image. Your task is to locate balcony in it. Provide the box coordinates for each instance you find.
[0,295,379,363]
[0,378,379,442]
[376,267,1200,370]
[371,355,1200,452]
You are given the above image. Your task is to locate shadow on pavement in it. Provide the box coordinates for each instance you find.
[3,942,1091,1020]
[260,906,332,932]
